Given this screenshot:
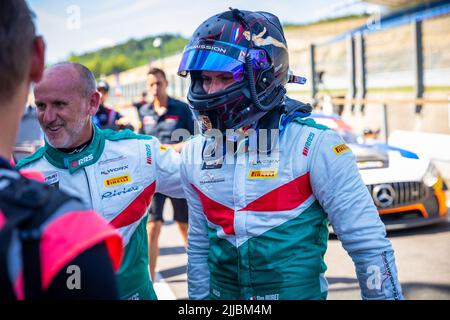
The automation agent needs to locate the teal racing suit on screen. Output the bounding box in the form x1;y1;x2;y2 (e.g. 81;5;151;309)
16;126;184;300
180;114;403;300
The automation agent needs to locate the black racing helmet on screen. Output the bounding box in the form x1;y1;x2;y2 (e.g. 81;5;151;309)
178;8;305;133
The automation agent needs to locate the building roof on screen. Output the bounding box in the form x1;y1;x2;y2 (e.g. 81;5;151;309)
364;0;442;9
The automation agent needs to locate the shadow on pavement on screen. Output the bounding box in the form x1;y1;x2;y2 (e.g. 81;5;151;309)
159;246;186;256
159;265;187;279
327;277;358;285
387;220;450;238
165;279;188;284
401;282;450;299
328;219;450;240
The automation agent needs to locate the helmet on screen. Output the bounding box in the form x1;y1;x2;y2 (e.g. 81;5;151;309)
97;80;110;93
178;8;302;133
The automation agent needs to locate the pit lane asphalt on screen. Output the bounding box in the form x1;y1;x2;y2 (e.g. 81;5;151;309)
153;201;450;300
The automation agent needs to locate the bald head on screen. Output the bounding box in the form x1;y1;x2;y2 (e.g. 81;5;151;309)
34;62;100;149
39;62;97;97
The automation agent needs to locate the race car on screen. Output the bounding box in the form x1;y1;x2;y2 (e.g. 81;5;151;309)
309;113;448;230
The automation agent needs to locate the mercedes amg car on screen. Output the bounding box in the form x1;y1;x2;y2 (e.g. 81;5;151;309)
310;113;448;230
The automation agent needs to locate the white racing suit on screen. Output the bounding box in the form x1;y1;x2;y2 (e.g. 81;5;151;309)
16;126;184;299
181;106;404;300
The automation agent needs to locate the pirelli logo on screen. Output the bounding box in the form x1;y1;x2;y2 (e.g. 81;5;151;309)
333;143;350;155
104;174;131;187
248;170;277;179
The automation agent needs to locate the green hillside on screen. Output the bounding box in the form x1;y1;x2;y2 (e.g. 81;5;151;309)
67;14;370;78
68;34;188;77
283;13;369;29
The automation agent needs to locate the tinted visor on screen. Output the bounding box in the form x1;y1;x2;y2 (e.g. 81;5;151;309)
178;39;269;81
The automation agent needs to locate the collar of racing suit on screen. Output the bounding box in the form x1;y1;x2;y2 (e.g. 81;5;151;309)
42;125;105;174
202;96;313;159
247;96;313;154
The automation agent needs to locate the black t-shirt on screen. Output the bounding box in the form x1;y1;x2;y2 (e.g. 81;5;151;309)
138;97;195;144
133;100;147;112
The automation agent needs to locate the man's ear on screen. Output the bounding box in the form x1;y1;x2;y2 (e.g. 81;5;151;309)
87;91;101;116
30;36;45;83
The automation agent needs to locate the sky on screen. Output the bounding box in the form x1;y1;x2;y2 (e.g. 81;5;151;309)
27;0;384;64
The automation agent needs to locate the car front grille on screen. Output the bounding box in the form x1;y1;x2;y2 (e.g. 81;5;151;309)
366;181;428;209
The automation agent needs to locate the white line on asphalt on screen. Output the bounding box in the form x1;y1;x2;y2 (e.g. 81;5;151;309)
153;271;177;300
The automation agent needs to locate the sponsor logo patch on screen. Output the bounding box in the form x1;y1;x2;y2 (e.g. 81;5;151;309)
101;165;129;176
145;144;152;165
159;145;168;151
201;159;223;170
248;158;280;166
101;185;139;199
104;174;131;187
248;170;277;179
333;143;350;155
302;132;315;156
186;43;227;54
200;172;225;184
45;172;59;185
45;172;59;188
98;156;126;166
250;294;280;300
71;154;94;168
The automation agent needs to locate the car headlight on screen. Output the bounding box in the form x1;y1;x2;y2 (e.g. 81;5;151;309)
423;163;443;189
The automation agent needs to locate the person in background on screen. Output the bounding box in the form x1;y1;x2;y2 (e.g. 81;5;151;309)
93;80;133;131
133;91;148;112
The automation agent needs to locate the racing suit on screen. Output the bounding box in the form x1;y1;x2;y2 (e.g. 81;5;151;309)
16;126;184;300
181;101;403;300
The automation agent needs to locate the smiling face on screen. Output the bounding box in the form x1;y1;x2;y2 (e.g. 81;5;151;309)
34;64;99;149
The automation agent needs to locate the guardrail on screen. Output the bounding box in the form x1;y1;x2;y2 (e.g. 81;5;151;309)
321;96;450;106
315;95;450;143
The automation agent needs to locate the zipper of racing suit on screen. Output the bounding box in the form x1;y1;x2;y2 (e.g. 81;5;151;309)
83;167;95;209
236;137;253;299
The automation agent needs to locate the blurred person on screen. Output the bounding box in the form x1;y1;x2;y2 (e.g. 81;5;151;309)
16;62;185;300
93;80;133;131
177;8;403;300
133;91;148;112
0;0;123;300
138;67;195;281
16;104;43;145
13;104;44;162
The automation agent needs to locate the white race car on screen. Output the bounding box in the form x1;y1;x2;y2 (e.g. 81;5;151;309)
310;113;448;230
